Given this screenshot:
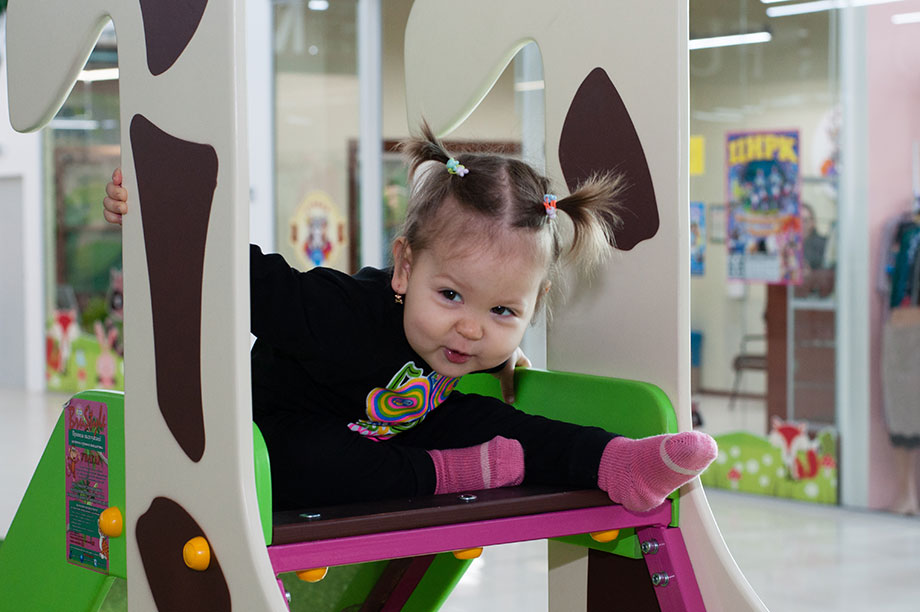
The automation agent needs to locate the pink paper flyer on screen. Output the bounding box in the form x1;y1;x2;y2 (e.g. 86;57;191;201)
65;397;110;573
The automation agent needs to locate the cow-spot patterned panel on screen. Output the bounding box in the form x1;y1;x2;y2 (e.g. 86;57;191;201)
559;67;659;251
139;0;209;76
131;114;217;463
136;496;231;612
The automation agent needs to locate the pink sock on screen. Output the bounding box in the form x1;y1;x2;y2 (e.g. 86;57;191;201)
598;432;717;512
428;436;525;495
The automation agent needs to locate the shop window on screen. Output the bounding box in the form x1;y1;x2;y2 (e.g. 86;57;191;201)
274;0;359;272
689;1;840;505
46;25;123;392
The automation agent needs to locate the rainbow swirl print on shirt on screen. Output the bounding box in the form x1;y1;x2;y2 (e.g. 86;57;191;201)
352;368;459;439
365;372;458;424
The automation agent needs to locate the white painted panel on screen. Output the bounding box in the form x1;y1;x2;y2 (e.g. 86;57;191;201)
0;177;26;388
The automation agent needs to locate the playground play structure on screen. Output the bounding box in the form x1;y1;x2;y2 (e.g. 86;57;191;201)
0;1;769;610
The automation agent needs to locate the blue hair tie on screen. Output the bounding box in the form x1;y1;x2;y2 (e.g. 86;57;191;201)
446;158;469;177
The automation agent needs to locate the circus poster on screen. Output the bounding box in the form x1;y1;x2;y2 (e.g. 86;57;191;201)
726;130;803;284
690;201;705;276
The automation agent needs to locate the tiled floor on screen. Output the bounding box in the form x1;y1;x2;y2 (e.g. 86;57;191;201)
439;490;920;612
0;387;68;540
4;389;920;611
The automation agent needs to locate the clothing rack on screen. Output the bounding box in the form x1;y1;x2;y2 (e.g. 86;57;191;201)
879;144;920;515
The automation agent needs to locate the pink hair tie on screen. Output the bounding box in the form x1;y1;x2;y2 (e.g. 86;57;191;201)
543;194;558;219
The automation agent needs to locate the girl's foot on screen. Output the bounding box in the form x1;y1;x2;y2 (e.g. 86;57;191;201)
428;436;524;494
598;432;717;512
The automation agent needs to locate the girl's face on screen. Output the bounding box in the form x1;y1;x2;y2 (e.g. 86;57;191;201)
391;230;546;378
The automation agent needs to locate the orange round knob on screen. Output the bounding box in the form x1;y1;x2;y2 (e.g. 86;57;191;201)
183;536;211;571
589;529;620;543
98;507;123;538
452;547;483;560
296;567;328;582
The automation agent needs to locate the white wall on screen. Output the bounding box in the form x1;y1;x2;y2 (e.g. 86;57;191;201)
248;0;276;251
864;0;920;510
0;15;45;392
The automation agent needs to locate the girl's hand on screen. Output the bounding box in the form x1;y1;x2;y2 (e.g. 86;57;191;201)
493;346;532;404
103;167;128;225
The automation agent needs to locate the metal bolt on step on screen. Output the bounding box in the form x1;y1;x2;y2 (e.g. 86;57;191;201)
640;539;660;555
650;572;671;588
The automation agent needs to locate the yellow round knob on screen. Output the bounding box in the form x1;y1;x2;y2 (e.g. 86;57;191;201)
452;547;483;560
183;536;211;571
98;507;123;538
589;529;620;543
296;567;328;582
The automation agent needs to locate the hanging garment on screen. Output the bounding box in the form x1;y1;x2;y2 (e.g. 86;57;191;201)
889;222;920;308
882;306;920;448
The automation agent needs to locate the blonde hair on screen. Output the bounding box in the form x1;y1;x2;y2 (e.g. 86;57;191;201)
398;123;623;300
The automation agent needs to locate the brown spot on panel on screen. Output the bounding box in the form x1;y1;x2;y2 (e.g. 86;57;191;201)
139;0;209;76
559;67;659;251
586;548;661;611
136;497;231;612
359;556;436;611
130;114;217;462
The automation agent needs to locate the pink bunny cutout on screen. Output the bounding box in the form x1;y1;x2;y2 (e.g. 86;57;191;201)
94;320;119;388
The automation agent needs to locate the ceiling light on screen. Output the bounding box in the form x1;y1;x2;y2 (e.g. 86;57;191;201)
49;118;101;130
892;11;920;23
514;80;545;92
689;32;772;50
78;68;119;82
767;1;841;16
308;0;329;10
767;0;904;18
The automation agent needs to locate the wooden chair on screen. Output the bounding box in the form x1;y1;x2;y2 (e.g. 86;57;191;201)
729;334;768;410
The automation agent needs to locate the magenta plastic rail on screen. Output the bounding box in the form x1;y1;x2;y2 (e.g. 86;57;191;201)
267;502;672;573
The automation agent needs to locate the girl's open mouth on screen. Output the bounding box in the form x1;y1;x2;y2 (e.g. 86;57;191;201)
444;348;471;364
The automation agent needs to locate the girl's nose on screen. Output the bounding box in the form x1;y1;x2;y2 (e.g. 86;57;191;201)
456;317;483;341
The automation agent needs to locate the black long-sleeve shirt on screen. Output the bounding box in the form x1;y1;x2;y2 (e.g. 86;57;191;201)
249;244;459;438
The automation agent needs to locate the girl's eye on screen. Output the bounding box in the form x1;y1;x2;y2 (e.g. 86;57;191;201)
491;306;516;317
440;289;461;302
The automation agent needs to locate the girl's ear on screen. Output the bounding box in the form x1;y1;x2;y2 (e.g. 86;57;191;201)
391;237;412;294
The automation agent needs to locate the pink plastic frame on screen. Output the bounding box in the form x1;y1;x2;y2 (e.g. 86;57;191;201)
267;502;672;573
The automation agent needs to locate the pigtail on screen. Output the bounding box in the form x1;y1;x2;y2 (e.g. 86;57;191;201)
554;171;625;272
399;121;452;182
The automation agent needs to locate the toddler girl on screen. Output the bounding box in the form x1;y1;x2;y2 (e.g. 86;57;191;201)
103;126;716;512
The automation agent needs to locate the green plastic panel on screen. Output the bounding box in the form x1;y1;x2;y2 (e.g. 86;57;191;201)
402;553;473;612
553;530;643;559
458;369;678;438
460;369;682;527
253;423;273;545
97;576;128;611
280;560;389;611
0;390;126;611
